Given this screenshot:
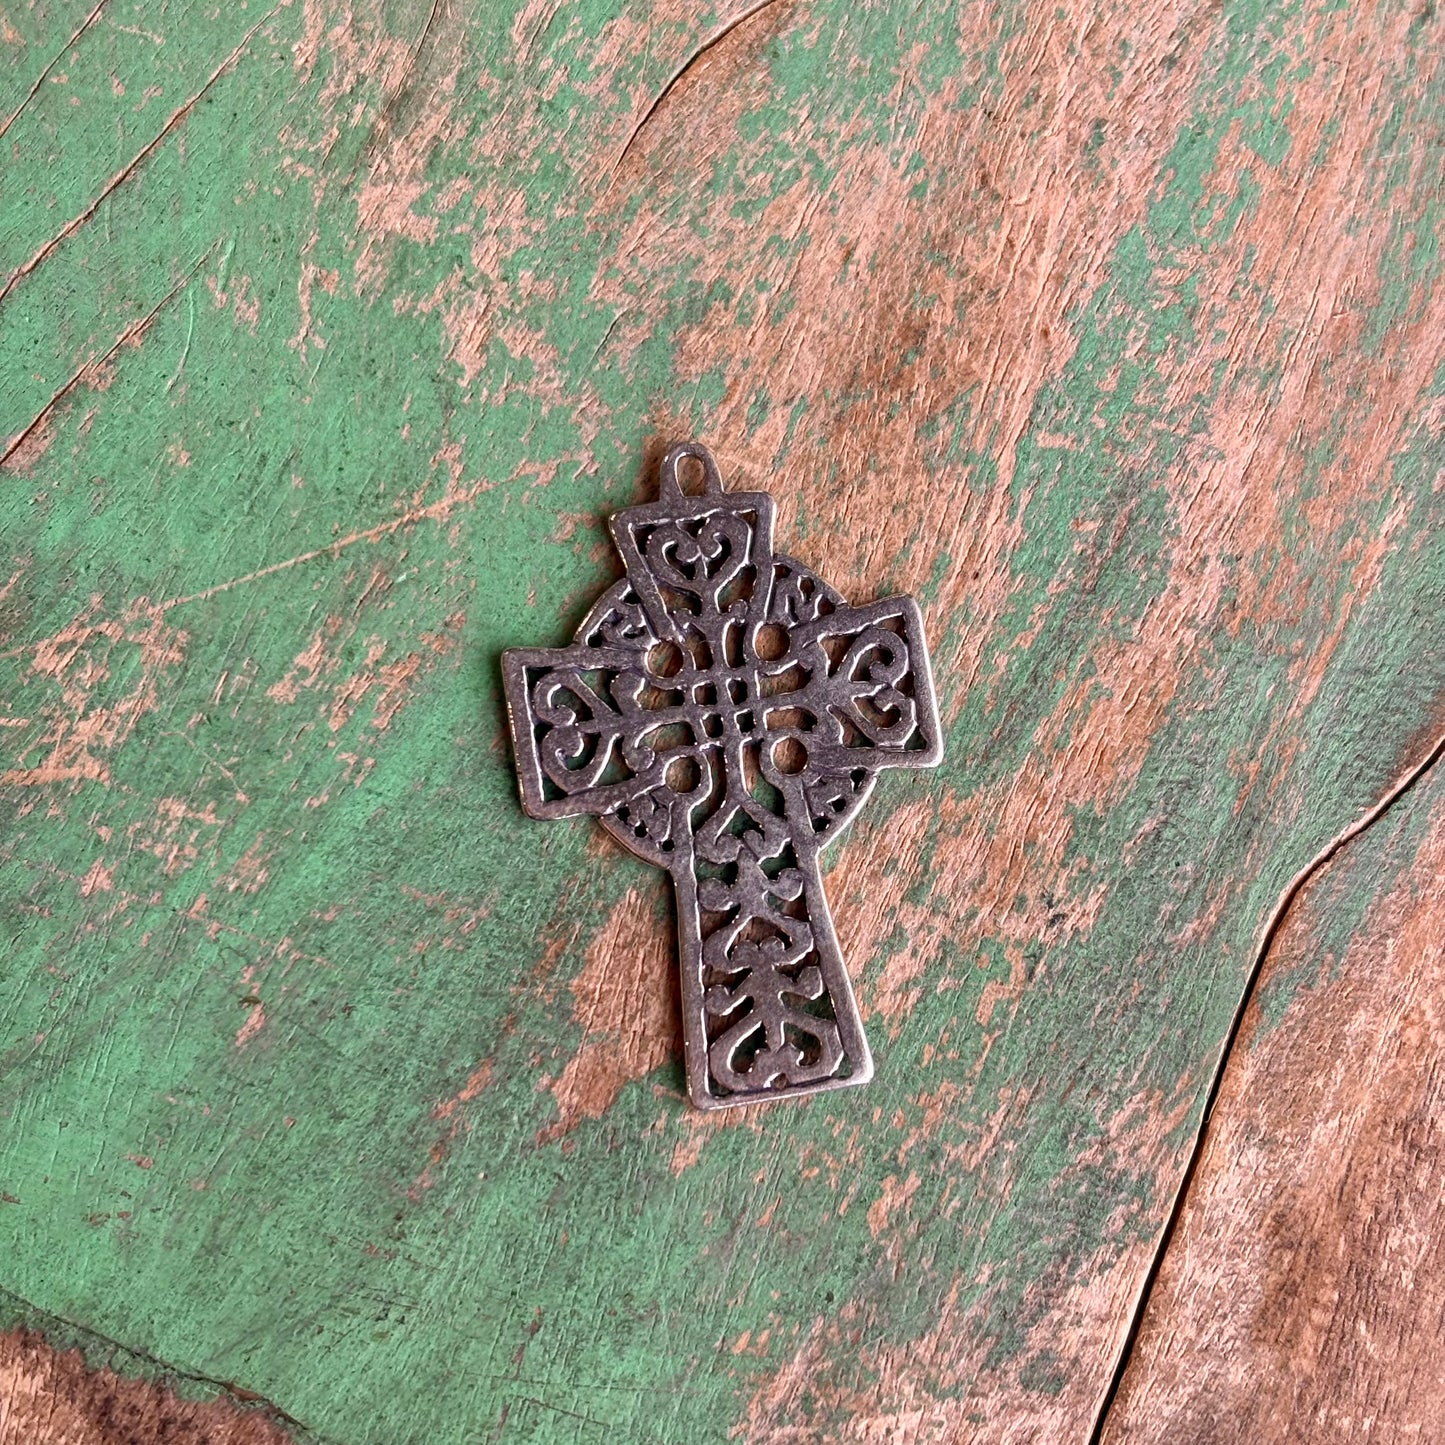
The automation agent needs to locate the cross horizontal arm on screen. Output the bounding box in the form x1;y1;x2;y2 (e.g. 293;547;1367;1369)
502;644;692;820
764;595;943;774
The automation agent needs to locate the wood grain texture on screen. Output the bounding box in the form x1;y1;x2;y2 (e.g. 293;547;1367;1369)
2;0;1444;1441
1103;752;1445;1445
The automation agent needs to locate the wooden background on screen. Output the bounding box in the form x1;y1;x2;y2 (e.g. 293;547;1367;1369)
3;0;1444;1440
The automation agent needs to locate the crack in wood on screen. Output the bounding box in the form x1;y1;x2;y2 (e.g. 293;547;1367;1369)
0;1283;322;1442
613;0;789;175
0;5;280;312
2;244;218;470
1087;718;1445;1445
335;0;447;175
0;0;112;143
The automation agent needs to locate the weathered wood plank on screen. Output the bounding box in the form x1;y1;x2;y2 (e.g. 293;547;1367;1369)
1102;746;1445;1444
2;0;1444;1440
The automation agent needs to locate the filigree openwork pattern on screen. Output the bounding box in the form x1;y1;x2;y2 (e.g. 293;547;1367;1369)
503;443;942;1108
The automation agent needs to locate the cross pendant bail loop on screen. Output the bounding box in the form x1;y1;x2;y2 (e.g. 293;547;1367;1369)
658;440;724;500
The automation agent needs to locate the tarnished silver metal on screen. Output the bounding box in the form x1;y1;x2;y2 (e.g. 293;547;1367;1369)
502;442;942;1109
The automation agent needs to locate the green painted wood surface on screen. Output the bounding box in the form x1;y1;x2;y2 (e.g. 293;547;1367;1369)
3;0;1444;1440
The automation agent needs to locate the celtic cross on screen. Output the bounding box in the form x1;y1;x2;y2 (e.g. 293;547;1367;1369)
502;443;942;1109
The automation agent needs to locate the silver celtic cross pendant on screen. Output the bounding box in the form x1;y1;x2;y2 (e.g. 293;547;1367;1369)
502;443;942;1109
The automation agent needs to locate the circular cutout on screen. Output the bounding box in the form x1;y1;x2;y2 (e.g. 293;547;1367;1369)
754;622;788;661
771;736;808;775
646;640;684;678
665;755;702;794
